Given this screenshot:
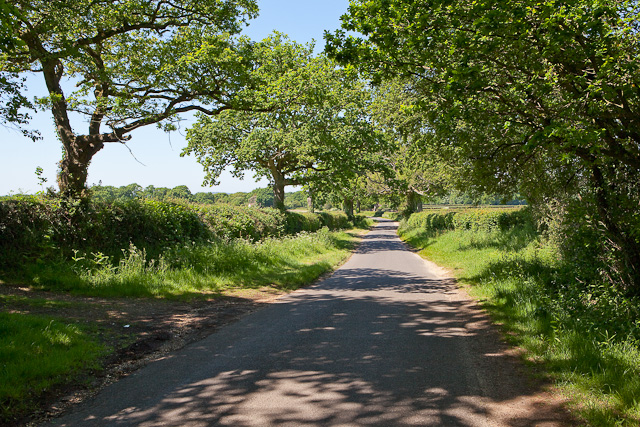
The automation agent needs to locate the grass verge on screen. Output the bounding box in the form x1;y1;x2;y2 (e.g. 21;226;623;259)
27;227;361;299
398;225;640;426
0;313;106;424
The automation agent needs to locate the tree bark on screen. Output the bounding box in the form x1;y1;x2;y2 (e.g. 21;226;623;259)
57;136;104;197
590;164;640;296
272;168;287;211
343;196;355;221
307;196;314;213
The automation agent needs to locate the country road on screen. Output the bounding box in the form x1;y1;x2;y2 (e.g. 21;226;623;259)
47;219;571;426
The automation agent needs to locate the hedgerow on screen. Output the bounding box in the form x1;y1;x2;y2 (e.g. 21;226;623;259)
402;207;533;233
0;196;361;272
196;204;287;240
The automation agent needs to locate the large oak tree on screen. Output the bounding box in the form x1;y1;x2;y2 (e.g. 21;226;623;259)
1;0;258;197
184;34;390;211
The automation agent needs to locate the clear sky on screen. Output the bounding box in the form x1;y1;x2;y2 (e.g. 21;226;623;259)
0;0;350;196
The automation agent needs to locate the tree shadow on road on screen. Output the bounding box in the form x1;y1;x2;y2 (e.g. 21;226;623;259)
51;274;573;426
48;218;573;427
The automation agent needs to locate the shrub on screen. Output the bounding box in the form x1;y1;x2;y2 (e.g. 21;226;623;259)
318;211;352;230
196;205;286;241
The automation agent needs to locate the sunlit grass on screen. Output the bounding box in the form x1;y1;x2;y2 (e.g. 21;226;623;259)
25;228;360;299
0;227;364;423
0;313;106;423
399;225;640;426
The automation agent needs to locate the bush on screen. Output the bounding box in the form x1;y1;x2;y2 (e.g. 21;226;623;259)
318;211;352;230
196;205;286;241
0;196;213;267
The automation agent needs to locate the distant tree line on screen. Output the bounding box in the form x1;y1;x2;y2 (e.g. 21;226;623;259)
88;184;309;209
87;183;522;212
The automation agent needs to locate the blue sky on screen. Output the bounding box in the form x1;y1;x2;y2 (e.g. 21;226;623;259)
0;0;350;195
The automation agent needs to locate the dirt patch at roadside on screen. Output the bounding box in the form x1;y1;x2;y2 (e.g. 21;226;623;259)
0;285;287;427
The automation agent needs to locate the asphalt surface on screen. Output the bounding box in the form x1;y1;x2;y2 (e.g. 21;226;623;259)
47;219;569;426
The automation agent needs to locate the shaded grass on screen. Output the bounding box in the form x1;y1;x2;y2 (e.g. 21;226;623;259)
0;313;106;424
0;294;81;309
399;225;640;426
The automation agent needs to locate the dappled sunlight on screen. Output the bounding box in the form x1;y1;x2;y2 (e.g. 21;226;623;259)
55;283;568;426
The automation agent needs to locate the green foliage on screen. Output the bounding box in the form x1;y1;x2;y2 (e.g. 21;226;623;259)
367;78;453;209
402;207;532;233
18;229;358;299
0;196;209;270
90;184;307;210
399;211;640;425
196;204;286;241
0;196;359;286
381;211;403;221
328;0;640;296
0;312;105;423
184;33;391;210
3;0;260;195
284;212;323;234
283;211;359;234
284;190;308;209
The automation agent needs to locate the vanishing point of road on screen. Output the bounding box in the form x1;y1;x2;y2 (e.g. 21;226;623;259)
48;219;571;426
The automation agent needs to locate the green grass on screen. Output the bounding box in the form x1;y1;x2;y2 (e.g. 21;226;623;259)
0;312;106;423
381;211;402;221
10;228;360;299
399;225;640;426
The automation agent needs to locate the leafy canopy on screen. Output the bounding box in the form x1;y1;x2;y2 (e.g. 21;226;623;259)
184;34;391;209
326;0;640;293
1;0;260;195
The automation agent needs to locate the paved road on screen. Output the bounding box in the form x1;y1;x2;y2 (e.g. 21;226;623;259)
49;219;569;426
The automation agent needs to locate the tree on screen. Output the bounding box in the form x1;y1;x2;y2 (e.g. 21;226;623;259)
166;185;193;201
184;34;390;211
192;191;219;205
248;187;274;207
284;190;308;210
368;78;455;216
1;0;258;197
327;0;640;295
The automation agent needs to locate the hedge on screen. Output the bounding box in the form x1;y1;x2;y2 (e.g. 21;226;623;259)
403;207;533;233
0;196;359;269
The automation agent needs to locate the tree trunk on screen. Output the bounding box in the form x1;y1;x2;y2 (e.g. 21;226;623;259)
343;196;354;221
57;137;103;198
356;200;361;213
40;56;104;198
272;169;287;211
590;164;640;296
307;196;314;213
